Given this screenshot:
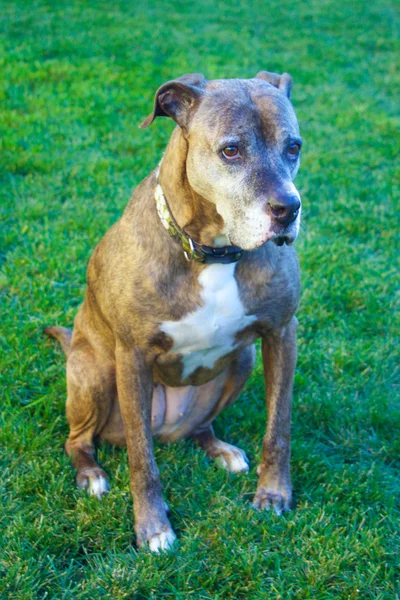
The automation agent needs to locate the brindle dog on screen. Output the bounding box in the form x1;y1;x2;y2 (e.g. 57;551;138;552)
45;71;302;552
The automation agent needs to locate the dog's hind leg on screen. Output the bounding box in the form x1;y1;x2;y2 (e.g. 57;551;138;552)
65;340;115;499
192;345;256;474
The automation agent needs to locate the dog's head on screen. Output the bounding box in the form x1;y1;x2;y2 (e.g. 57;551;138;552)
141;72;302;251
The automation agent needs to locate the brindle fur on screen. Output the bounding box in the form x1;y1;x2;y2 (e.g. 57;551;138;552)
45;71;302;551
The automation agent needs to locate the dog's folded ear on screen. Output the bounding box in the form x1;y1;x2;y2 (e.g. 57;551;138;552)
255;71;293;99
139;74;207;130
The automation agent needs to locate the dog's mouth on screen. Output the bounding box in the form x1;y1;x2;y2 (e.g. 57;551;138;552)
228;228;297;251
272;234;294;247
270;214;301;247
225;209;301;251
230;230;297;251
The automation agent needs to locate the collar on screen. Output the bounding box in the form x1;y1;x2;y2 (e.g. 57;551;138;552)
154;183;244;264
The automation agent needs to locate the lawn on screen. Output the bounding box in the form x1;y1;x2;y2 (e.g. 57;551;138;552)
0;0;399;598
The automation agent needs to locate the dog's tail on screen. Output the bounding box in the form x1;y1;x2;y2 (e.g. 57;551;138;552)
44;326;72;357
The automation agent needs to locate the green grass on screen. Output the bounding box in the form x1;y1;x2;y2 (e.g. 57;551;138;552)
1;0;399;597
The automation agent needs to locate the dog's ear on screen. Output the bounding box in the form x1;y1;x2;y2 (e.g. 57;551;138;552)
255;71;293;99
139;74;207;130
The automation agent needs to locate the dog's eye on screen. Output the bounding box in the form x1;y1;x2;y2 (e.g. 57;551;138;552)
288;143;301;158
222;145;240;159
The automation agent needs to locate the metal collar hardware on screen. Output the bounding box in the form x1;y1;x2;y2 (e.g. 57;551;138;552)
154;182;244;265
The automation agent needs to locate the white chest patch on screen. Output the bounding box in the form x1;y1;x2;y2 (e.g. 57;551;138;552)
160;263;257;379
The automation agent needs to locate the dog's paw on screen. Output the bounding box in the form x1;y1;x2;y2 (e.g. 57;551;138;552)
76;467;110;499
148;529;177;554
136;512;177;553
213;442;249;474
252;486;292;516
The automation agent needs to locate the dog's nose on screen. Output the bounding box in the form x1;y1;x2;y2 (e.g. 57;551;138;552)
267;195;301;227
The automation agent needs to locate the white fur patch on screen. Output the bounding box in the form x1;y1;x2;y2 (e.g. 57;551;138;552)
214;177;273;250
214;442;250;473
148;530;177;553
231;202;272;249
88;476;110;499
161;263;256;379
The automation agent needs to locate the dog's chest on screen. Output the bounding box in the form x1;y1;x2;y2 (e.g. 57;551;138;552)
160;263;257;379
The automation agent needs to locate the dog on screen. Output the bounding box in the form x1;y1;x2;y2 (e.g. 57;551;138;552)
45;70;302;553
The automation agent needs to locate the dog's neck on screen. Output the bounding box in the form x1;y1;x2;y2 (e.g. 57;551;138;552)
158;127;227;247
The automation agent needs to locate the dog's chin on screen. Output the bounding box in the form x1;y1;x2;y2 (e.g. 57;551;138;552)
270;221;300;247
229;228;298;252
229;235;270;252
271;233;296;247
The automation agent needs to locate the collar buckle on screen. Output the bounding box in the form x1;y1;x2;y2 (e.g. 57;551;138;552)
183;237;195;262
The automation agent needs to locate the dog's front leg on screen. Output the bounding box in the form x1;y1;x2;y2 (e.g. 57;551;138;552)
115;341;176;552
253;316;298;515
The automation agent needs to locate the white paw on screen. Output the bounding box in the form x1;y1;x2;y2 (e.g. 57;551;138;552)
148;530;177;553
77;468;110;499
214;443;249;474
252;486;292;515
88;476;110;499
